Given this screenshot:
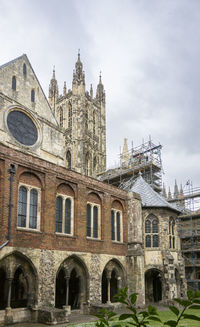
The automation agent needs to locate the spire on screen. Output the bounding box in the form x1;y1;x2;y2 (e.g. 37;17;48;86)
90;84;93;98
49;66;59;111
121;138;130;168
180;183;184;195
63;81;67;96
168;187;172;200
72;50;85;86
174;179;179;198
96;71;105;103
162;183;167;198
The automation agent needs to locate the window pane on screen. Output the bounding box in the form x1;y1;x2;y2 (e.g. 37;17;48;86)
56;197;63;232
145;219;151;233
172;222;175;235
93;206;98;238
29;189;38;229
111;210;115;240
169;235;171;248
87;204;91;237
18;186;27;227
145;235;151;247
153;234;159;247
173;236;175;249
116;212;120;241
65;198;71;234
31;89;35;102
12;76;16;90
152;219;158;233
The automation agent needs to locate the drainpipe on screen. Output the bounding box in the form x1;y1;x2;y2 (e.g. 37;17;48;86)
0;164;16;250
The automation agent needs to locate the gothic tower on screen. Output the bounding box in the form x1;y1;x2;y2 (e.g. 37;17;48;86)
49;53;106;177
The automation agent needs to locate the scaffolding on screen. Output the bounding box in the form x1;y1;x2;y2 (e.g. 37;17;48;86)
168;182;200;291
99;138;163;193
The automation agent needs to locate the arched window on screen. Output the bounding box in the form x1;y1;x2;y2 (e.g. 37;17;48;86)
17;184;40;230
31;89;35;102
93;157;97;172
93;110;96;135
68;103;72;128
85;152;90;176
60;107;63;127
56;195;73;235
87;203;100;239
169;217;175;249
66;150;71;169
23;63;27;76
111;209;122;242
145;215;159;248
12;76;16;91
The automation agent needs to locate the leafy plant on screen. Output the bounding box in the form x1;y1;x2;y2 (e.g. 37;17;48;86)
94;287;200;327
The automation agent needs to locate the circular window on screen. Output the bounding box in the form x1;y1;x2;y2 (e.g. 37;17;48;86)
7;110;38;146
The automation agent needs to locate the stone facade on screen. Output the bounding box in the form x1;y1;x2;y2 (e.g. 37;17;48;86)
0;55;186;325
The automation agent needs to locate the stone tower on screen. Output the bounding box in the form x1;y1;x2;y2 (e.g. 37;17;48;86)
49;53;106;177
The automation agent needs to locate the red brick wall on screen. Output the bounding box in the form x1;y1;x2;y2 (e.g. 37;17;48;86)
0;143;128;256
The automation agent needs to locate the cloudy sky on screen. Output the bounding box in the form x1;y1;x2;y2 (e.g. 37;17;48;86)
0;0;200;194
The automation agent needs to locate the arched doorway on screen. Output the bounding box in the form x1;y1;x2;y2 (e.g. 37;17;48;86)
0;252;38;309
145;269;162;303
55;256;88;310
55;268;66;308
11;267;28;308
102;259;125;304
69;268;80;309
0;268;7;309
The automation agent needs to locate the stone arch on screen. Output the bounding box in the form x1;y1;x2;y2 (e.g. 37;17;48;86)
88;191;102;205
0;251;38;309
57;183;75;198
111;199;125;212
55;255;89;310
18;171;43;189
101;259;126;304
145;268;163;303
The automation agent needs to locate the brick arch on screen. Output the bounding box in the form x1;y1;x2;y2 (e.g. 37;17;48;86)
57;183;75;198
88;191;102;205
111;199;124;211
18;171;43;189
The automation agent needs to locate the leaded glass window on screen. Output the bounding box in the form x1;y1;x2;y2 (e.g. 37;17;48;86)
87;204;91;237
68;103;72;128
169;217;175;249
111;210;115;240
65;198;71;234
145;214;159;248
12;76;16;91
18;186;27;227
56;196;62;233
116;212;121;241
23;63;27;76
31;89;35;102
93;206;98;238
29;189;38;229
111;209;123;242
87;202;100;239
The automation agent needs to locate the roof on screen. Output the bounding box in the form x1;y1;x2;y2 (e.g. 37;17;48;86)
0;54;25;70
123;174;181;212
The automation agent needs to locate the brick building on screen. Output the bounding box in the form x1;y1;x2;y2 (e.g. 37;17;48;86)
0;54;186;325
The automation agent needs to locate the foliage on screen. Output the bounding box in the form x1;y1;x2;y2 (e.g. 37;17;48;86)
94;287;200;327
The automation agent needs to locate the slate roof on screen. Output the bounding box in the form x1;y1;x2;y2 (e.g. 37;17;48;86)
123;174;181;213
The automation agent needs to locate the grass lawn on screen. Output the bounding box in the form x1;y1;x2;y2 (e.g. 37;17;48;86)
67;308;200;327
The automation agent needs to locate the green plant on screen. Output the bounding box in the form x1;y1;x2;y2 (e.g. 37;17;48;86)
94;287;200;327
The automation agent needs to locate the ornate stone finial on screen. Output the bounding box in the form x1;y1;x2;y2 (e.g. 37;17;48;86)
96;71;105;102
121;138;130;168
63;81;67;96
49;66;59;110
162;183;167;198
73;51;85;86
99;71;102;84
180;183;184;195
168;187;172;200
174;179;179;198
90;84;93;98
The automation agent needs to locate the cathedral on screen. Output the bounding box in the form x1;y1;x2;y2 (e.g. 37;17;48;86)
0;54;186;325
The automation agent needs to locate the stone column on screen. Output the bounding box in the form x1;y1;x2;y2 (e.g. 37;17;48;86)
65;276;70;306
5;278;13;325
6;278;12;308
107;272;111;304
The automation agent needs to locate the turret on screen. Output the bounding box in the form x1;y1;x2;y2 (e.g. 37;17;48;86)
174;179;179;198
63;81;67;96
96;72;105;104
168;187;172;200
72;51;85;94
49;67;58;113
121;138;130;168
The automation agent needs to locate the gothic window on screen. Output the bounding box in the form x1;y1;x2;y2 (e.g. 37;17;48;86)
86;202;100;239
56;195;74;235
145;215;159;248
31;89;35;102
85;152;90;176
93;157;97;172
17;184;40;230
169;217;175;249
93;110;96;135
111;209;123;242
66;150;71;169
59;107;63;127
23;63;27;76
68;103;72;128
12;76;16;91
